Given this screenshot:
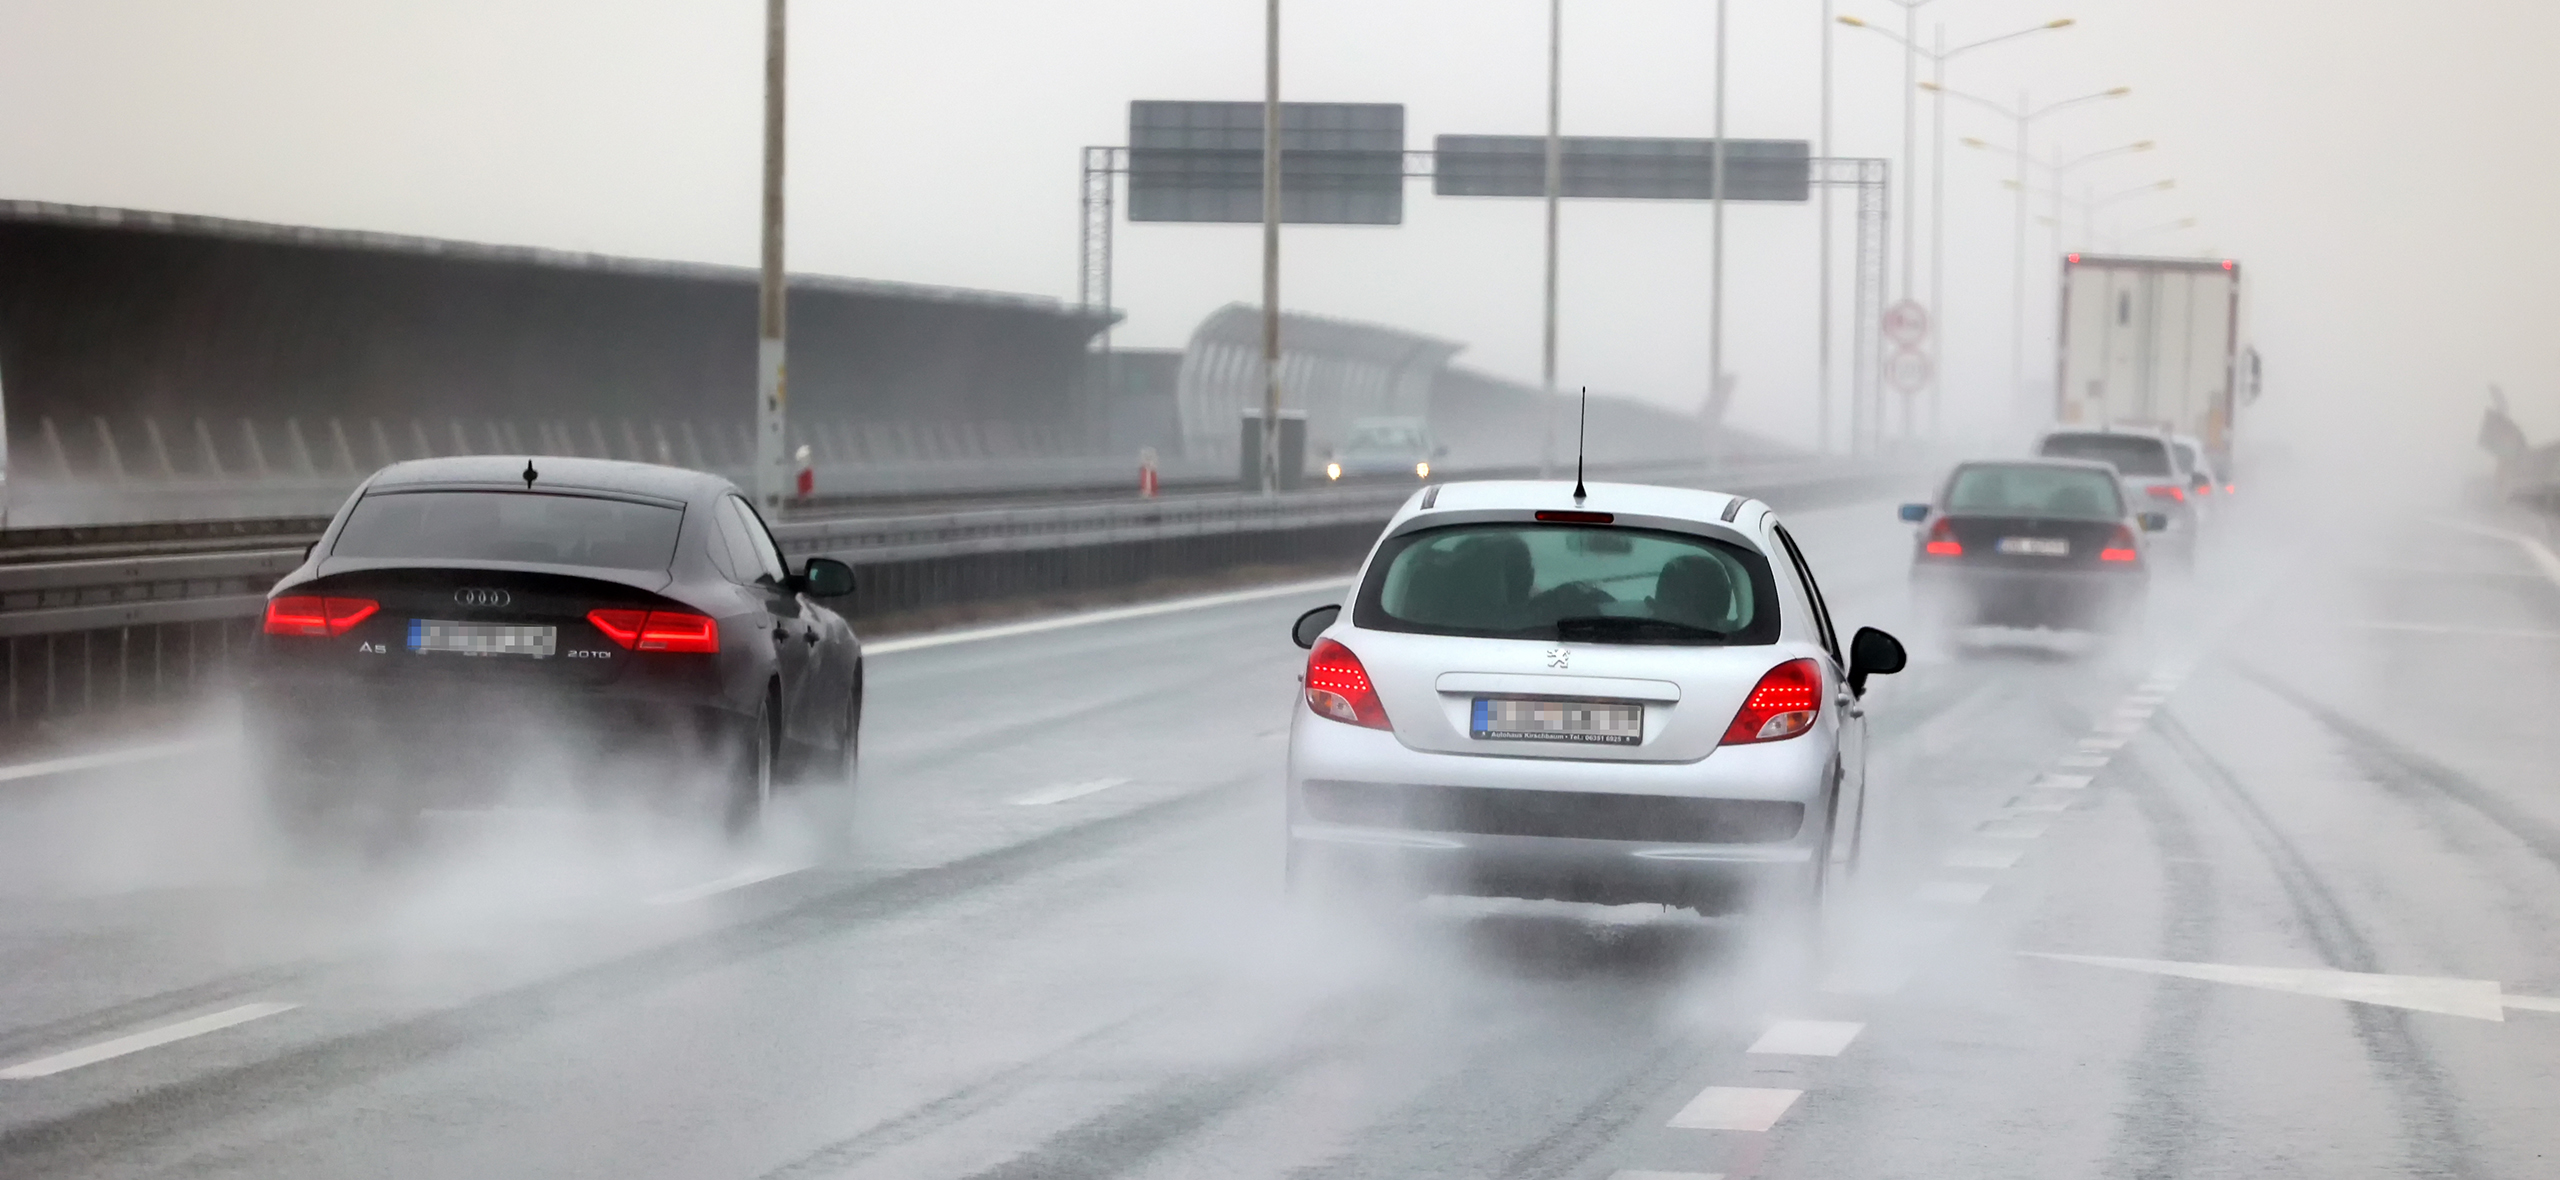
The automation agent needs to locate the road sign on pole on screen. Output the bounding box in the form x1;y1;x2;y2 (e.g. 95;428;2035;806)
1882;298;1930;348
1886;346;1932;396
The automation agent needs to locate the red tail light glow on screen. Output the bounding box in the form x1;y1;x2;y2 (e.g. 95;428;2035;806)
2224;483;2236;494
1923;518;1963;557
586;608;720;653
2145;483;2186;502
2100;525;2139;563
1305;638;1391;730
2192;483;2213;496
263;595;378;637
1722;658;1824;745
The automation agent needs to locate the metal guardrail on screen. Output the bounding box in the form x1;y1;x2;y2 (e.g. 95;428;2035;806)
0;458;1881;639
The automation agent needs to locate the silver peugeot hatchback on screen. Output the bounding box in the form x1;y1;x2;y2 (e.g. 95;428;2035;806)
1284;480;1906;919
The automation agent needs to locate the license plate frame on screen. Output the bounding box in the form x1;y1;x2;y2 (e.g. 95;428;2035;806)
1470;696;1644;745
407;619;559;659
1996;536;2071;557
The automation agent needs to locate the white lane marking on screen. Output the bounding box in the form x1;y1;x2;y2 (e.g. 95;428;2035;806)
1668;1086;1802;1132
1611;1172;1723;1180
644;863;806;906
2037;773;2094;790
1747;1020;1864;1056
2349;622;2560;641
2005;795;2074;814
1980;819;2050;840
2021;953;2558;1022
2437;518;2560;587
2112;706;2157;720
2057;755;2110;769
1915;881;1990;904
1944;847;2023;869
2077;736;2128;751
865;576;1352;655
1010;777;1131;806
0;738;225;785
0;1002;297;1079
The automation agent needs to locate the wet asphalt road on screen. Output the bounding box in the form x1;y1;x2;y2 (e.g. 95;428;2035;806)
0;485;2556;1179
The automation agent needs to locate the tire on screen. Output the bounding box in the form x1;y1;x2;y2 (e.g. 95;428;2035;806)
724;690;777;842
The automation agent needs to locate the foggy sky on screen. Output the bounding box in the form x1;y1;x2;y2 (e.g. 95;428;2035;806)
1;0;2551;467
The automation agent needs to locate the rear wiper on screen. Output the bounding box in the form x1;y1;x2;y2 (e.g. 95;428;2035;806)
1552;615;1730;644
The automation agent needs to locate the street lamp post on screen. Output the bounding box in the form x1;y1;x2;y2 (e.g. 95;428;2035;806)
1707;0;1728;459
1839;14;2074;440
1258;0;1282;495
1931;82;2130;417
1540;0;1562;477
754;0;789;511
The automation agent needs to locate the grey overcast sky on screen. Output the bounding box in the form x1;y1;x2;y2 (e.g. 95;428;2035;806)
1;0;2552;466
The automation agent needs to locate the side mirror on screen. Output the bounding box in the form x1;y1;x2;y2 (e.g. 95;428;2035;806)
2138;512;2169;532
1291;604;1341;650
798;556;856;597
1847;626;1907;697
1897;503;1930;523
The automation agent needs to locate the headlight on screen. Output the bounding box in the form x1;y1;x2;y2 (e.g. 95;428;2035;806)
1415;461;1431;478
1325;462;1342;481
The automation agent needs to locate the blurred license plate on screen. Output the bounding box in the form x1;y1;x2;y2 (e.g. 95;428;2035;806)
1997;536;2070;557
408;620;557;658
1471;697;1643;745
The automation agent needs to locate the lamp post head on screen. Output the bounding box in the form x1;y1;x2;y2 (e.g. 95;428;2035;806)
1837;15;1867;26
2131;140;2157;151
2105;86;2132;96
2046;17;2077;28
1962;136;1991;148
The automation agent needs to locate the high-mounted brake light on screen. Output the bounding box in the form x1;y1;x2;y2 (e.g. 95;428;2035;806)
263;595;378;637
1721;658;1823;745
1535;510;1614;524
586;608;720;653
1305;638;1391;730
2145;483;2186;502
2100;524;2139;563
1923;518;1962;557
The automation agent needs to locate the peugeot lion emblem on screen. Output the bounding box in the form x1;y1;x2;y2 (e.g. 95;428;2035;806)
456;588;511;608
1546;647;1571;669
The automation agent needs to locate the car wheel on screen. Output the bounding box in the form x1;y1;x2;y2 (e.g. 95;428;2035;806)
724;691;777;842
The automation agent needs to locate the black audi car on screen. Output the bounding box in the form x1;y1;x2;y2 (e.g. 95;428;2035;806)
247;456;862;846
1901;457;2166;632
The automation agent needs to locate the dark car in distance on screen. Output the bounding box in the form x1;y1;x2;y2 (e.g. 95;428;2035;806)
1902;458;2166;633
247;456;862;847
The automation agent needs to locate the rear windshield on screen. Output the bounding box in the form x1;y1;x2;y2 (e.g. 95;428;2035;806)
331;491;683;572
2173;441;2202;474
2037;432;2172;477
1354;523;1780;646
1946;465;2126;520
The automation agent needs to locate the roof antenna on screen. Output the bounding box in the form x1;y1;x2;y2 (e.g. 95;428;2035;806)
522;459;539;490
1571;386;1589;503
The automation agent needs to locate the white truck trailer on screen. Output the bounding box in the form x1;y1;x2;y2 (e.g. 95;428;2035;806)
2054;253;2255;472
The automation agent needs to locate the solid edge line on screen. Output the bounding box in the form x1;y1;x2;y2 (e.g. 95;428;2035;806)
0;1002;298;1079
2437;518;2560;588
863;576;1354;656
0;739;224;785
644;864;808;907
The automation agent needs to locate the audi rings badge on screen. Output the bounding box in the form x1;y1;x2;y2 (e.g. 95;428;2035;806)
455;588;512;608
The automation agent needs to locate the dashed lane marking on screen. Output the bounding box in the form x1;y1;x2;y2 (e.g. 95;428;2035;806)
2057;755;2110;770
864;576;1352;655
1980;819;2051;840
1943;847;2023;869
1010;777;1132;806
1668;1086;1802;1131
1747;1020;1864;1056
2077;736;2129;752
2004;796;2073;814
1612;1172;1723;1180
1915;881;1990;905
644;863;806;906
2037;773;2094;790
2348;621;2560;641
0;738;226;785
0;1002;298;1079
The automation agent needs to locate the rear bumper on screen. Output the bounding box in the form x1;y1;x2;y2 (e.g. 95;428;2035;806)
1285;713;1829;911
244;677;748;808
1912;561;2144;625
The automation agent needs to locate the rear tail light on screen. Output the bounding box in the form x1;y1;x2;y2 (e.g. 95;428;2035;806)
1923;518;1963;557
2100;525;2139;563
587;608;720;653
2192;483;2212;497
2145;483;2186;502
2224;483;2236;495
1305;638;1391;730
1721;658;1823;745
263;595;378;637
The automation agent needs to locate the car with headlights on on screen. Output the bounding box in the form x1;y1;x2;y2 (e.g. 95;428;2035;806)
1283;479;1906;920
1324;417;1446;483
246;456;863;849
1900;458;2164;633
